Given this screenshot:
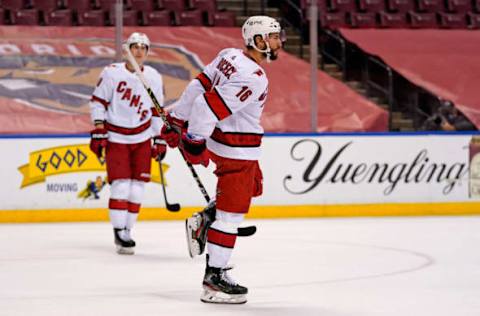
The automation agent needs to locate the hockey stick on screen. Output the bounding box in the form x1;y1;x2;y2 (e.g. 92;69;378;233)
122;44;210;203
158;157;180;212
123;45;255;237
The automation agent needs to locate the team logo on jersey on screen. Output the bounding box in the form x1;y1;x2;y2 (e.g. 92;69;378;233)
0;38;203;115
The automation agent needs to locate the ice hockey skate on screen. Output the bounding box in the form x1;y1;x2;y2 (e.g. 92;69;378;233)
185;201;215;258
113;228;135;255
201;256;248;304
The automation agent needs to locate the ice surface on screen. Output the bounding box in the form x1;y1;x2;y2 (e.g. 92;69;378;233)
1;216;479;316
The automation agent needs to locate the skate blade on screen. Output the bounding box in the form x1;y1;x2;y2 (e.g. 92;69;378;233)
200;288;247;304
116;245;135;255
185;219;201;258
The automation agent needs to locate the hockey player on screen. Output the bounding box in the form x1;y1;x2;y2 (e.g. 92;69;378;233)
89;32;167;255
161;16;284;303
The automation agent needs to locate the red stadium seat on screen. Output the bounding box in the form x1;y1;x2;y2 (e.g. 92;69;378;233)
416;0;443;12
77;9;106;26
179;9;203;25
191;0;216;11
162;0;186;24
386;0;415;12
2;0;25;11
349;12;376;27
408;11;437;27
357;0;385;12
98;0;132;10
213;11;236;26
11;8;40;25
467;12;480;28
109;9;138;25
438;12;467;28
320;12;348;28
31;0;60;12
65;0;93;14
474;0;480;12
130;0;157;11
145;10;171;25
0;8;6;24
445;0;471;12
329;0;356;11
44;9;73;25
378;11;408;27
191;0;216;25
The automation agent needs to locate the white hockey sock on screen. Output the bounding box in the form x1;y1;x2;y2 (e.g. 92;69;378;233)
126;180;145;231
109;179;131;229
126;211;139;230
109;209;127;229
207;210;244;268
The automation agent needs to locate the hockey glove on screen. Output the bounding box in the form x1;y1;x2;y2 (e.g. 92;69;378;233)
180;132;209;167
160;115;187;148
89;128;108;158
152;136;167;161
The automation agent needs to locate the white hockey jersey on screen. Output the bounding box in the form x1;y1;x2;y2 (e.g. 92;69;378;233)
172;48;269;160
89;62;164;144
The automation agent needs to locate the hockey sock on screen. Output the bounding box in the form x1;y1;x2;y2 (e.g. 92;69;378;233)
207;210;244;268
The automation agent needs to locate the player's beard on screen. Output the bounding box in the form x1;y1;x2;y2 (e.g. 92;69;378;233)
265;49;279;61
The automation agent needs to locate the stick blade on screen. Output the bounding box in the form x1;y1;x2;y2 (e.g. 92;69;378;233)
237;225;256;237
167;203;181;212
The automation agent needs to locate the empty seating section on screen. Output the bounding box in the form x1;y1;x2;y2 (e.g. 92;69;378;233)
298;0;480;28
0;0;236;26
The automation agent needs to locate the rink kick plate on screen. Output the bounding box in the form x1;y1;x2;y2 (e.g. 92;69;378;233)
1;202;480;223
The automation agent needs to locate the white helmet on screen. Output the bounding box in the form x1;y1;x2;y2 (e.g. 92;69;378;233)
126;32;150;50
242;16;282;61
242;16;281;46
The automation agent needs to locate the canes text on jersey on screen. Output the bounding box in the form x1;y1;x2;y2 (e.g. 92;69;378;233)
117;81;148;120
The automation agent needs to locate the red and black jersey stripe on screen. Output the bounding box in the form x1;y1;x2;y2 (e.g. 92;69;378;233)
207;227;237;249
105;120;151;135
91;95;110;110
211;127;263;147
204;88;232;121
196;72;212;91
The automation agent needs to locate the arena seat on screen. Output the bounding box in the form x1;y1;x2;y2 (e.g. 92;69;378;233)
145;9;171;26
44;9;74;25
10;9;40;25
467;12;480;27
179;9;203;26
2;0;25;11
108;9;138;25
31;0;60;12
191;0;216;25
445;0;471;12
0;8;6;24
408;11;437;27
77;9;106;26
130;0;157;11
320;12;348;28
329;0;356;12
162;0;186;25
213;11;236;26
64;0;93;14
386;0;415;12
438;12;467;28
357;0;385;12
349;12;376;27
378;11;408;27
416;0;444;12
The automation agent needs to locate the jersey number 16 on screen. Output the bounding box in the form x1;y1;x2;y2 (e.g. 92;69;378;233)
236;86;252;102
